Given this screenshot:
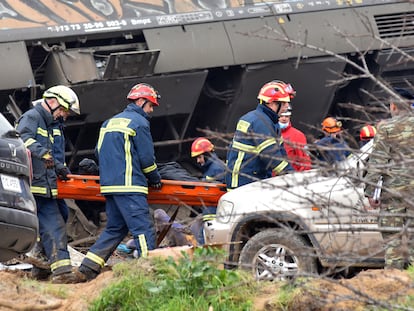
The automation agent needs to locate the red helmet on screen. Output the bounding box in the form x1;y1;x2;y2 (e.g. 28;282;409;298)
127;83;160;106
257;80;296;104
321;117;342;133
191;137;214;157
360;125;377;141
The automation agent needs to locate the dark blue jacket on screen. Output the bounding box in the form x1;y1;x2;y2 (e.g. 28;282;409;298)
16;104;57;197
315;136;351;164
201;152;225;183
226;104;290;189
97;103;161;195
51;119;67;172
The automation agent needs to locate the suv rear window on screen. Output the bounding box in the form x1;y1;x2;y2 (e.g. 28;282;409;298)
0;113;14;136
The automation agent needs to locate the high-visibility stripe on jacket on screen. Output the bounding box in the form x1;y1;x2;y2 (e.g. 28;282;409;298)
16;104;57;197
97;103;161;195
226;104;290;189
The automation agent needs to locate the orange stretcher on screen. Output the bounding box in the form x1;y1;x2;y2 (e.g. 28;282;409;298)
57;174;226;206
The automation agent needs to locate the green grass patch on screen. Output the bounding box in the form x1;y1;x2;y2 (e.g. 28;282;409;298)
90;247;256;311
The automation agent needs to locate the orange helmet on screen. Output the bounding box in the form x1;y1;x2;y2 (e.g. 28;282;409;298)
257;80;296;104
321;117;342;133
127;83;160;106
191;137;214;157
360;125;377;141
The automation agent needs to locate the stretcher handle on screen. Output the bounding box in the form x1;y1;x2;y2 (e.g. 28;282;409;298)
66;174;226;188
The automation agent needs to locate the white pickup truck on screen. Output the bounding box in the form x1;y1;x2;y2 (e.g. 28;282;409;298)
204;141;384;280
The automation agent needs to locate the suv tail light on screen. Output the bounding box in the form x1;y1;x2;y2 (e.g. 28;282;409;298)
26;148;33;185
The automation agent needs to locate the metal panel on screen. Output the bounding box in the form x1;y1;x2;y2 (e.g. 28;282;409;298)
225;12;363;64
225;2;414;65
103;50;160;79
144;23;234;73
43;50;99;86
70;70;208;123
0;42;34;90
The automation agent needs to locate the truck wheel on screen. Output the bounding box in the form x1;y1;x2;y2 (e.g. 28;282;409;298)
239;229;317;280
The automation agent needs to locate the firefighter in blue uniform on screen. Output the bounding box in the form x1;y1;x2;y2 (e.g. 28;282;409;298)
78;83;162;281
17;85;81;283
226;80;295;190
190;137;226;243
32;100;72;220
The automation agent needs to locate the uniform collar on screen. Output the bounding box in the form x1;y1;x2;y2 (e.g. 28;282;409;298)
126;103;149;120
34;103;54;126
257;104;278;123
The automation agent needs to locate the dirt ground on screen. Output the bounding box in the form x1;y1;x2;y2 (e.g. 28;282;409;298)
0;266;413;311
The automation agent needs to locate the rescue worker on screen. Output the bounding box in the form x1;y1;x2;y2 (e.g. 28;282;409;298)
279;108;312;171
16;85;81;283
27;99;72;280
191;137;225;184
191;137;226;243
359;124;377;147
365;87;414;269
226;80;294;190
315;117;351;164
78;83;162;281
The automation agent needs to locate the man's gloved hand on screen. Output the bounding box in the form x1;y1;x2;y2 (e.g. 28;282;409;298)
41;152;54;169
149;181;163;189
57;166;71;181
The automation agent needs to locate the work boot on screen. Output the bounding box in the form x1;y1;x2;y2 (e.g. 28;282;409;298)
51;269;88;284
78;264;99;281
31;266;51;280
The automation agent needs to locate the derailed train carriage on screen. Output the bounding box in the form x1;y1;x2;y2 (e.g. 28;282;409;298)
0;0;413;167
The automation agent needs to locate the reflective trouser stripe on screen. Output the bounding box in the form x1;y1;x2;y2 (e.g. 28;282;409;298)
85;251;106;268
138;234;148;258
50;259;71;272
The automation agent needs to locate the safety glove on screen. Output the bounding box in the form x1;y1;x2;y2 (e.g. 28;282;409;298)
41;152;55;169
57;166;71;181
149;181;163;189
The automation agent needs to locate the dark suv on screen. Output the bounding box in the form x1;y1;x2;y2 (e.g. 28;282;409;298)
0;113;37;262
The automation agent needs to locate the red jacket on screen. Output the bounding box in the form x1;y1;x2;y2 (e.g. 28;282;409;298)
281;123;312;171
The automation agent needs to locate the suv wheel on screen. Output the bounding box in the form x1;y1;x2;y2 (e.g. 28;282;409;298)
238;229;317;280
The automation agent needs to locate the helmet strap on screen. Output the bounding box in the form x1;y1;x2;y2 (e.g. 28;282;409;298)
44;98;59;115
275;102;282;115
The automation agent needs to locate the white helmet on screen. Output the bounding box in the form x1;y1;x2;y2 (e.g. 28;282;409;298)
43;85;80;114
